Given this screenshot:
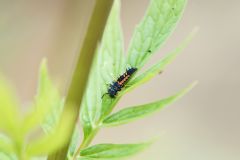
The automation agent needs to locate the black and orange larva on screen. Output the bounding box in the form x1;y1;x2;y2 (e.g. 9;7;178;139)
105;67;137;98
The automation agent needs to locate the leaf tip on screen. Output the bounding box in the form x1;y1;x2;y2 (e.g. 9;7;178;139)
40;58;48;72
189;80;198;89
186;26;200;43
181;80;198;96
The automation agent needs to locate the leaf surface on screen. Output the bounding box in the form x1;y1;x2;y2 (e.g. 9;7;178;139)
127;0;187;68
80;143;150;159
22;59;63;134
0;75;20;136
0;134;14;155
26;105;75;156
103;82;197;127
122;28;198;95
80;0;125;140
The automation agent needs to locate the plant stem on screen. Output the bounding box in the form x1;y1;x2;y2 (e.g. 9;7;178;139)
73;129;99;160
47;0;113;160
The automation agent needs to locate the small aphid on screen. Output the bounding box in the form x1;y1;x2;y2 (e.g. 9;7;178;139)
105;67;137;98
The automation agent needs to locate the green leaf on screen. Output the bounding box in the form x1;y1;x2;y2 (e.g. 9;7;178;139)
22;59;63;134
0;75;20;136
0;153;15;160
80;0;125;140
78;157;117;160
78;158;95;160
0;134;14;155
127;0;187;68
80;143;150;159
78;158;114;160
122;28;198;95
41;98;64;134
26;105;75;156
103;82;197;127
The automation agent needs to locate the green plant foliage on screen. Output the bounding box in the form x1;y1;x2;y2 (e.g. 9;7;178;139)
0;153;16;160
26;104;74;156
0;134;14;156
0;0;195;159
80;0;189;137
102;82;197;127
122;27;198;95
77;0;194;159
0;75;20;137
127;0;187;69
22;59;64;134
80;0;125;142
0;60;74;159
80;143;150;159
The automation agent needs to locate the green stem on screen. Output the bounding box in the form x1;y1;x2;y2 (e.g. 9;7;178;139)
15;140;27;160
73;129;99;160
47;0;113;160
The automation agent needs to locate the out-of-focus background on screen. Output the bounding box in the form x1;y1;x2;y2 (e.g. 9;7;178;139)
0;0;239;159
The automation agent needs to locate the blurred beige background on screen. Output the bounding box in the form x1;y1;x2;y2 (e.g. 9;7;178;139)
0;0;239;159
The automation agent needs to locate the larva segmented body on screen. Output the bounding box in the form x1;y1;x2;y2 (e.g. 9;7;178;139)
107;67;137;98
